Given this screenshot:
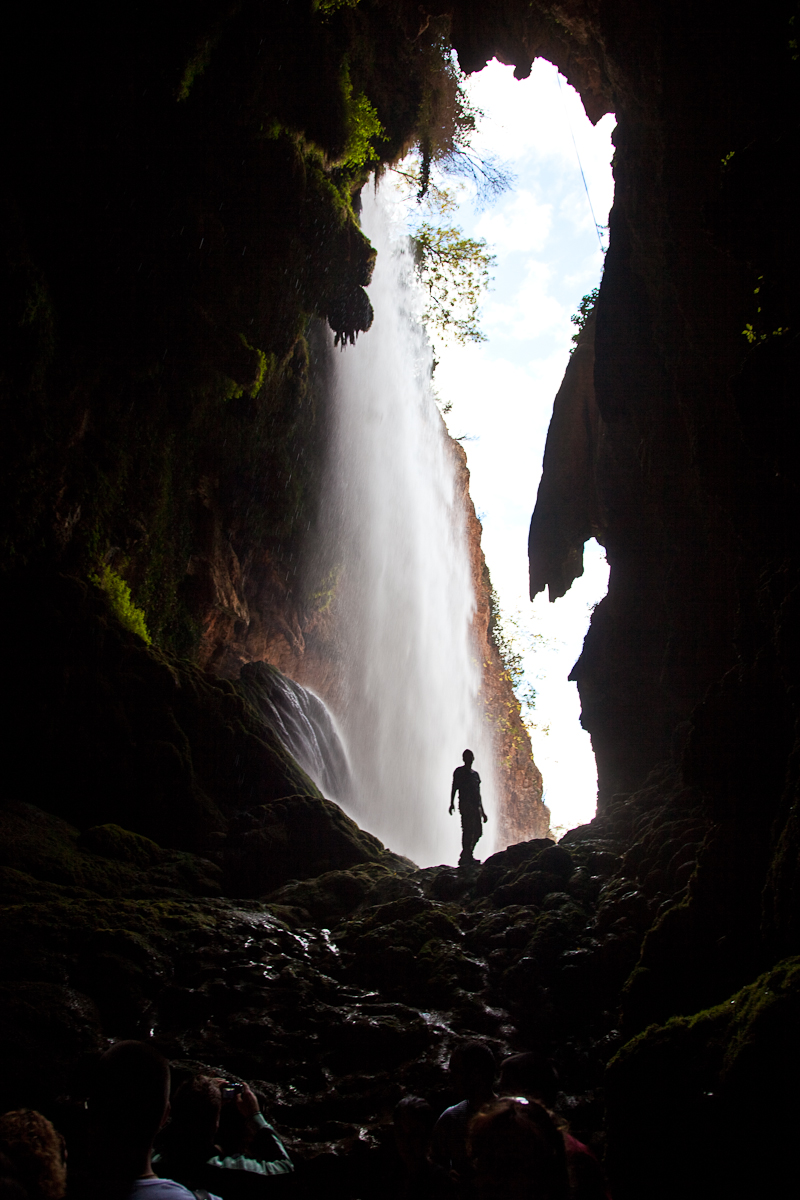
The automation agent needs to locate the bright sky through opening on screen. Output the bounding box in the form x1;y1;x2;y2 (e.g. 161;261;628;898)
425;58;616;836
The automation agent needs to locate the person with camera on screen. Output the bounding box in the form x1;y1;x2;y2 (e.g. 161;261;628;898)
153;1075;293;1198
80;1040;224;1200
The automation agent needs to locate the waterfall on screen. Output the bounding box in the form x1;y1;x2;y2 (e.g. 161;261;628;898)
239;663;354;806
314;183;496;868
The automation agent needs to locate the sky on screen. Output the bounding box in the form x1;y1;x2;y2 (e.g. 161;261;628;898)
400;58;617;835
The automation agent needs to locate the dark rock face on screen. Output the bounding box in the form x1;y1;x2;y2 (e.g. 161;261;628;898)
513;4;800;1193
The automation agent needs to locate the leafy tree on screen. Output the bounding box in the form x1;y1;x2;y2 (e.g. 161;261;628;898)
339;67;386;170
411;221;494;344
570;287;599;352
488;588;546;724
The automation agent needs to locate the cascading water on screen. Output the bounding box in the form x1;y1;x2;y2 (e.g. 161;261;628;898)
239;663;354;806
315;183;496;868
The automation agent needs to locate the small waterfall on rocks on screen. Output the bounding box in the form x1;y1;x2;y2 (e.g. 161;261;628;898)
316;184;496;867
239;663;354;807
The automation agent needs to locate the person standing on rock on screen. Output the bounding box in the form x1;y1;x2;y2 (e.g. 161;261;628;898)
450;749;488;866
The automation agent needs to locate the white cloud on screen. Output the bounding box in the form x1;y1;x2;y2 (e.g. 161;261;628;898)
475;189;552;254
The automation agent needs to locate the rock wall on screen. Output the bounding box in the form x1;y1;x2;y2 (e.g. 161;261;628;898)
453;440;549;848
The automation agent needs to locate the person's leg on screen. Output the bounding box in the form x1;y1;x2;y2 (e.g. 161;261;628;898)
460;810;481;864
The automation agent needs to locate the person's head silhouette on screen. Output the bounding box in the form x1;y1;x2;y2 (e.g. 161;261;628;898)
463;749;474;765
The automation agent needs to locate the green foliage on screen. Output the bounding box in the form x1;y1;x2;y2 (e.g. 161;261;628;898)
489;588;538;719
339;67;387;170
306;564;342;616
570;287;600;351
316;0;361;12
177;36;218;102
741;274;790;344
90;565;152;645
411;222;494;345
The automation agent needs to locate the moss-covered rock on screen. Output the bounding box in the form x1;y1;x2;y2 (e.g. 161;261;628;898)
225;794;390;897
606;957;800;1200
0;982;103;1113
265;862;399;923
0;800;222;899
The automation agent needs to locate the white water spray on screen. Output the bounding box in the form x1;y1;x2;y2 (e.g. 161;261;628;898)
319;184;496;868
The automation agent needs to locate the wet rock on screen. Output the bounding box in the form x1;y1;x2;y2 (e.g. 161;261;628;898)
536;845;575;878
593;881;653;935
475;839;555;896
567;868;604;905
224;795;390;895
0;982;103;1111
265;864;394;923
418;865;473;903
324;1004;432;1071
494;870;566;908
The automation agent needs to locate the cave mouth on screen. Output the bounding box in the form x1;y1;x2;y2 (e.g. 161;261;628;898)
422;56;615;835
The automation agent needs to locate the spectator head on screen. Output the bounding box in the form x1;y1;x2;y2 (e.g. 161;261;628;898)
449;1042;496;1102
161;1076;222;1162
87;1041;170;1166
469;1098;569;1200
463;750;475;765
499;1053;559;1109
0;1111;67;1200
393;1096;435;1172
0;1150;28;1200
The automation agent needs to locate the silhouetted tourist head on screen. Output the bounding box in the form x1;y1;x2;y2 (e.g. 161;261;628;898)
450;1041;496;1102
87;1041;170;1174
499;1053;559;1110
161;1075;222;1164
0;1111;67;1200
0;1149;28;1200
393;1096;435;1172
462;749;475;765
469;1098;569;1200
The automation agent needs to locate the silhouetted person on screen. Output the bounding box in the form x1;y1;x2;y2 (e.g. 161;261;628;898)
83;1040;221;1200
0;1111;66;1200
468;1098;570;1200
432;1042;497;1192
392;1097;450;1200
499;1053;559;1110
154;1073;292;1194
498;1057;610;1200
450;750;487;866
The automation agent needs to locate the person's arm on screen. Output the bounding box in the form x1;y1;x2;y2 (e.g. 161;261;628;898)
477;774;488;822
449;772;458;814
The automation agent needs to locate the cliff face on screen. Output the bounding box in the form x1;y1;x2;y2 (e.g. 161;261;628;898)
453;440;550;848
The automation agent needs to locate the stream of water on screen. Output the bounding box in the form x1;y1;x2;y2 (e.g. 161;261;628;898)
314;184;496;868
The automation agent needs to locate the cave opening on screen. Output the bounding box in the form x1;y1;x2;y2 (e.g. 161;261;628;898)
400;56;615;837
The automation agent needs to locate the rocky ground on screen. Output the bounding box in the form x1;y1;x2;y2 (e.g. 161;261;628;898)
0;787;703;1195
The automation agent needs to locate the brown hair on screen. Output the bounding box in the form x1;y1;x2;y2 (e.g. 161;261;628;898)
468;1098;569;1200
0;1111;67;1200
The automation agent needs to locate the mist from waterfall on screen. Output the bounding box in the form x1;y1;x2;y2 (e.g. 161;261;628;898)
317;184;496;868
